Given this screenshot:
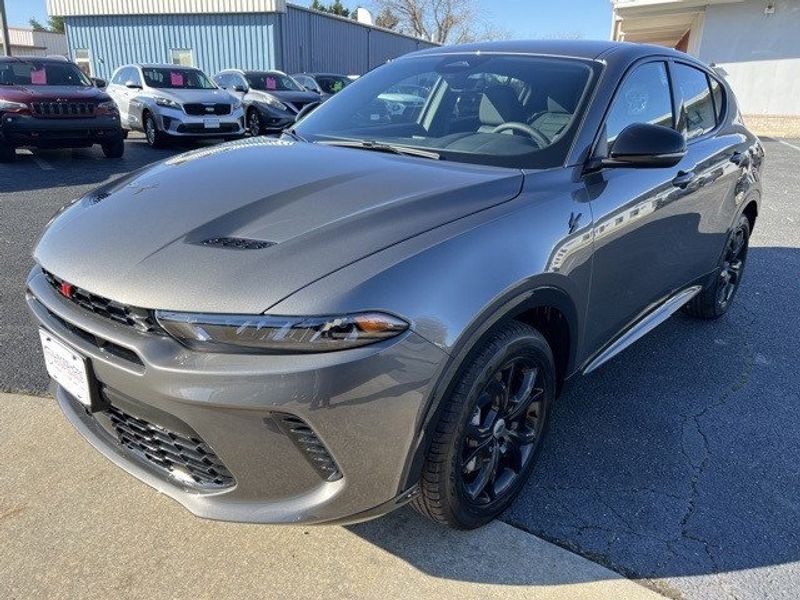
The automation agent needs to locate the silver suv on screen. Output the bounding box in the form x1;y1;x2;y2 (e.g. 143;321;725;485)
107;64;245;147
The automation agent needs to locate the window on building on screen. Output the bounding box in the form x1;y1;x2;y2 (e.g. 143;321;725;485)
673;63;716;140
605;61;674;146
74;48;92;77
171;49;194;67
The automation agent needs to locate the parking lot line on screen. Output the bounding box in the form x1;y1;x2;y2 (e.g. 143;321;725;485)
778;139;800;153
17;149;55;171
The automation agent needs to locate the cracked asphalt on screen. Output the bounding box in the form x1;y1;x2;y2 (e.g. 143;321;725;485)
1;136;799;599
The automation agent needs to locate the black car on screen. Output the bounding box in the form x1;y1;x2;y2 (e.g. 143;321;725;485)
0;57;124;162
292;72;352;101
213;70;321;135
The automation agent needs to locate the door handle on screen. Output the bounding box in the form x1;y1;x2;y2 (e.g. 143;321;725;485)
730;151;750;167
672;170;698;189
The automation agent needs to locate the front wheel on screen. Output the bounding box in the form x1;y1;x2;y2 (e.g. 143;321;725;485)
683;214;750;319
0;143;15;162
412;321;555;529
247;108;263;137
144;113;168;148
101;138;125;159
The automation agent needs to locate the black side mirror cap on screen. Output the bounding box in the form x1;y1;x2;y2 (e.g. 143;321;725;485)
233;85;248;93
92;78;107;89
596;123;687;169
125;81;142;89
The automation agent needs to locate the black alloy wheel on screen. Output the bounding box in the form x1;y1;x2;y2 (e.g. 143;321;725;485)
684;213;751;319
247;109;262;136
413;321;555;529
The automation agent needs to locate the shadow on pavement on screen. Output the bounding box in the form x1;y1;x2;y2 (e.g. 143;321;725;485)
351;246;800;588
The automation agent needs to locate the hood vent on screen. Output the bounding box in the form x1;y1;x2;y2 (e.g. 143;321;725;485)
200;237;275;250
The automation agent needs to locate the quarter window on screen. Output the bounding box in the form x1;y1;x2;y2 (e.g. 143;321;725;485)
709;76;725;124
605;62;674;146
171;49;194;67
673;63;716;140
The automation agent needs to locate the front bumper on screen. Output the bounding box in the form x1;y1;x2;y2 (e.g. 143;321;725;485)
253;104;297;133
154;106;245;138
26;267;444;524
0;113;122;147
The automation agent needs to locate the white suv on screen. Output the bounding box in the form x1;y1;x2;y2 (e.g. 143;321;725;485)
107;64;245;147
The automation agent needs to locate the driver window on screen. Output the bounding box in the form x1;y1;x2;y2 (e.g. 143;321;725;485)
605;62;674;147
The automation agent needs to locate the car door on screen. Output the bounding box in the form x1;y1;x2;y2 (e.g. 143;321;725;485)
582;59;709;356
668;60;751;274
107;67;132;123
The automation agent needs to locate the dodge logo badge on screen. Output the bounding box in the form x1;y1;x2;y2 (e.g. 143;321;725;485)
59;281;74;299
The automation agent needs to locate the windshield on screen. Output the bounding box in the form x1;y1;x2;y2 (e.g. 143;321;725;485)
246;72;303;92
0;61;92;87
316;75;350;95
296;54;597;169
142;68;216;90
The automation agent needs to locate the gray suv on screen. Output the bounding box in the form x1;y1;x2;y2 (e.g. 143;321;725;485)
28;41;763;529
107;64;245;147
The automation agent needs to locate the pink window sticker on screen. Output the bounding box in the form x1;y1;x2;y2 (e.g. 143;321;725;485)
30;68;47;85
265;76;277;90
170;71;185;87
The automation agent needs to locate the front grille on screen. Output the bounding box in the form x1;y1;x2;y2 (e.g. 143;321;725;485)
43;270;159;334
31;101;96;118
273;414;342;482
176;123;239;134
46;307;143;366
106;401;235;489
183;103;231;116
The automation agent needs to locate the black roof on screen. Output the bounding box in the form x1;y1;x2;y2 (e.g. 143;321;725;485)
294;73;350;78
407;39;688;62
0;56;71;63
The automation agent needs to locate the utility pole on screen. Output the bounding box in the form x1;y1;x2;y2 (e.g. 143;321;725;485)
0;0;11;57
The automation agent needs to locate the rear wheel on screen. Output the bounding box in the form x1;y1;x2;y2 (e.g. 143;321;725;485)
0;143;15;162
412;321;555;529
144;113;167;148
101;138;125;159
683;214;750;319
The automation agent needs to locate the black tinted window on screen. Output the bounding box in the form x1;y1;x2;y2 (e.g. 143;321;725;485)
710;76;725;123
606;62;673;145
673;63;715;139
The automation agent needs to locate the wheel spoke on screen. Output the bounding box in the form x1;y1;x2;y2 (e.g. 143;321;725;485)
506;382;543;423
465;444;500;501
462;438;492;472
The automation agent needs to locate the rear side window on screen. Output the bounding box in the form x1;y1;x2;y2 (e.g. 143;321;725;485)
605;62;674;146
673;63;716;139
709;76;725;123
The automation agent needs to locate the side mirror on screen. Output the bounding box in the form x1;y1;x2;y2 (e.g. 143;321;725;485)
295;101;321;122
92;78;107;89
125;80;142;90
600;123;686;169
233;84;248;93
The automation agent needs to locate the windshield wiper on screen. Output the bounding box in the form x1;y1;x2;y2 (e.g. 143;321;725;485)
317;139;441;160
282;127;308;143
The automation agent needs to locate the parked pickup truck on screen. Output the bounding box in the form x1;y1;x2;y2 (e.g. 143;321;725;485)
0;57;124;162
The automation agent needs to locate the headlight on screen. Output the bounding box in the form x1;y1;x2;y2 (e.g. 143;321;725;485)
155;311;409;353
154;96;181;110
96;100;118;114
259;94;288;111
0;99;28;112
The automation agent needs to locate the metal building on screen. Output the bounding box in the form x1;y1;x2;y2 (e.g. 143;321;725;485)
46;0;437;80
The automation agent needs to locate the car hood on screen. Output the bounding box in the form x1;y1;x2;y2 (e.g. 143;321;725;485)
152;88;233;105
1;85;108;101
34;138;523;314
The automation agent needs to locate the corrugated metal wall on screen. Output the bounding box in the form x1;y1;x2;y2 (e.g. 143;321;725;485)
65;14;280;79
279;6;436;75
63;8;437;80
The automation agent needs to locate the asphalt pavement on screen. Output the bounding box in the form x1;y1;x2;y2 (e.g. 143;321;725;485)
1;135;799;599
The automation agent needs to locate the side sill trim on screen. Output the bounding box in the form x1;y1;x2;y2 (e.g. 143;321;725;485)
582;285;702;375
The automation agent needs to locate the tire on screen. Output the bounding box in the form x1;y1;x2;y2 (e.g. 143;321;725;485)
101;138;125;159
0;143;15;162
683;213;750;319
121;129;129;140
144;113;168;148
412;321;556;529
247;108;262;136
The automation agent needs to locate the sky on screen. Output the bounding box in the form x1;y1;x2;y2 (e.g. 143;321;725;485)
5;0;613;40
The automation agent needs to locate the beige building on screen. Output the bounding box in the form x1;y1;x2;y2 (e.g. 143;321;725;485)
611;0;800;137
0;27;68;58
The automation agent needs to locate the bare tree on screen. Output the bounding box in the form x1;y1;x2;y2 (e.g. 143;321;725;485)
371;0;504;44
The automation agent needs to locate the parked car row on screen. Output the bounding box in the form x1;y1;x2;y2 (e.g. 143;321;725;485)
0;56;352;160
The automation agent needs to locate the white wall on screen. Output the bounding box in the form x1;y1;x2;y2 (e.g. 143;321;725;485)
697;0;800;116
